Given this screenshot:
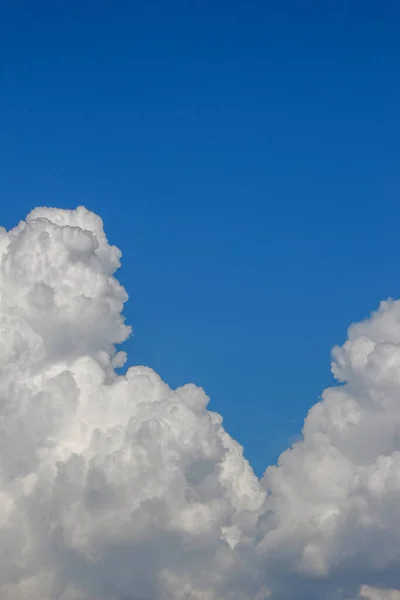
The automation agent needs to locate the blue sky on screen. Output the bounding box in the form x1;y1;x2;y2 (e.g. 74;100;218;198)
1;0;400;476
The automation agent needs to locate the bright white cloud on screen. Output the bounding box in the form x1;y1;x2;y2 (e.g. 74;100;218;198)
1;206;400;599
260;299;400;599
0;207;266;600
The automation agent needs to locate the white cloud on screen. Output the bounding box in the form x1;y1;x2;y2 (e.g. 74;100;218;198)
260;298;400;598
0;207;266;599
360;587;400;600
2;206;400;599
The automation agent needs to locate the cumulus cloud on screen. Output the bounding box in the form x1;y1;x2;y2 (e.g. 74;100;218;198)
260;298;400;599
1;206;400;599
0;207;267;600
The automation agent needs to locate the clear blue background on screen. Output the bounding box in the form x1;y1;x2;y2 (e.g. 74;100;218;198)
1;0;399;476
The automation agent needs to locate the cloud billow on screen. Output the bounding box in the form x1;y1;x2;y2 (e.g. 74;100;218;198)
0;206;400;600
